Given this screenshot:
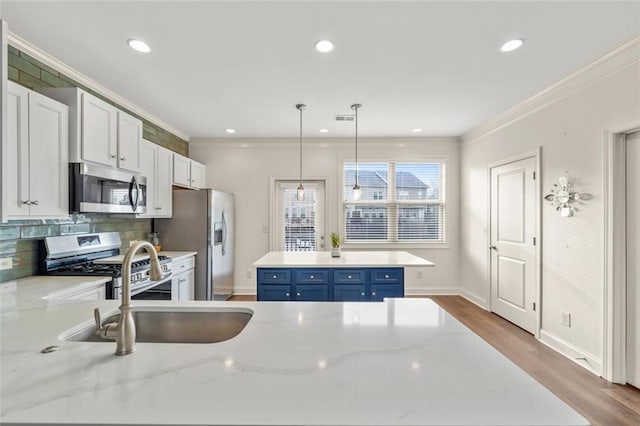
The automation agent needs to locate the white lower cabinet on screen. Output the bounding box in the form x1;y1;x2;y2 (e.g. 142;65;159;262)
5;82;69;220
171;256;196;301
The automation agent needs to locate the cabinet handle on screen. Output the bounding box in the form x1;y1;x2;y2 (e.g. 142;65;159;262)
385;274;389;279
155;207;162;210
120;157;126;161
372;292;377;296
31;200;39;206
360;292;365;296
285;292;290;297
348;275;352;279
296;292;301;296
22;200;32;205
273;275;277;279
310;275;314;279
110;154;116;159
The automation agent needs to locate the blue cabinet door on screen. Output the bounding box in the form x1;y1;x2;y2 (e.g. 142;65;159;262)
294;284;329;301
333;284;368;301
370;284;403;301
258;285;292;301
294;269;330;284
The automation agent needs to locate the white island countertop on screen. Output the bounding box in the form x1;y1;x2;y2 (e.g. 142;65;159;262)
0;277;587;425
253;250;435;268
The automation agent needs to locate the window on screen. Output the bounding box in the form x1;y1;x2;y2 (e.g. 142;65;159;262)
342;162;445;243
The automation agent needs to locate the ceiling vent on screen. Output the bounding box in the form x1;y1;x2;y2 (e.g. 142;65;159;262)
334;115;355;122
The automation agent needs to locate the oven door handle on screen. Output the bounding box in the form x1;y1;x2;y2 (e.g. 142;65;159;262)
130;274;173;297
129;175;140;213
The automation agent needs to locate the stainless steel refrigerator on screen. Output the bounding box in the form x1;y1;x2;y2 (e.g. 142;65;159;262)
156;189;234;300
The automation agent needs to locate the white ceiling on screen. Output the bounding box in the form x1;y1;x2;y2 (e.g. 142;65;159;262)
2;1;639;139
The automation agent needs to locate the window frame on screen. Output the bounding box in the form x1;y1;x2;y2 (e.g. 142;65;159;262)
339;158;448;248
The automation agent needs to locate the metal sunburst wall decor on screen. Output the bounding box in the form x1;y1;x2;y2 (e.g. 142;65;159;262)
544;176;582;217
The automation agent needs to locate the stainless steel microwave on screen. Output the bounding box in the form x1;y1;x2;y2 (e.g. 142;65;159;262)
69;163;147;214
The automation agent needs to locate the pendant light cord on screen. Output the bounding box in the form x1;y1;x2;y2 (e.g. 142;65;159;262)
354;106;358;187
299;105;303;186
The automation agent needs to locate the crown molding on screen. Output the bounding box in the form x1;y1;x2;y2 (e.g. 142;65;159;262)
8;31;190;142
190;136;459;149
461;35;640;145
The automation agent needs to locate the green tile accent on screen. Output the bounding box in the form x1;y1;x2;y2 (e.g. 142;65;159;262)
0;227;20;241
40;70;68;88
8;65;19;81
6;45;189;156
0;214;153;282
8;52;40;78
20;225;61;239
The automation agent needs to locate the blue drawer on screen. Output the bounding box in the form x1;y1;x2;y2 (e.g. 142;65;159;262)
295;269;329;284
370;268;403;284
294;285;329;301
333;284;368;301
333;269;367;284
258;268;291;284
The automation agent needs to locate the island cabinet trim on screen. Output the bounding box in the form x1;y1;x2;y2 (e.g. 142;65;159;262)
257;267;404;302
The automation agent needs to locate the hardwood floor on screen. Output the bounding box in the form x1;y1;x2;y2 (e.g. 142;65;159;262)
227;294;640;425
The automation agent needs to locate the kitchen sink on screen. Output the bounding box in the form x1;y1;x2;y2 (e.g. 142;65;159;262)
63;308;253;344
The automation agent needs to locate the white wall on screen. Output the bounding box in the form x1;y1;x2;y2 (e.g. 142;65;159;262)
460;58;640;374
190;137;460;295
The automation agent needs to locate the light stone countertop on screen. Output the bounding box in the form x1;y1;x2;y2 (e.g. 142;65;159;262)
254;250;435;268
0;276;587;425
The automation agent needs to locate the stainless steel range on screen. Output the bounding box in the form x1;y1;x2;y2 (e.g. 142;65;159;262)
39;232;173;300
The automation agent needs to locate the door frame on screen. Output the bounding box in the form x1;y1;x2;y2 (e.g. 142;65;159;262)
486;148;542;338
269;176;328;251
603;124;640;383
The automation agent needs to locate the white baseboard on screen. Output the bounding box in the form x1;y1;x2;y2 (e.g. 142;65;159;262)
459;288;489;310
404;287;459;296
232;287;257;296
539;329;603;377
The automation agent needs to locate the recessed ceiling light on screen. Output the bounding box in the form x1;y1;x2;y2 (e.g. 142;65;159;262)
319;129;329;133
500;38;524;53
225;129;236;134
412;128;423;133
315;40;334;53
127;39;151;53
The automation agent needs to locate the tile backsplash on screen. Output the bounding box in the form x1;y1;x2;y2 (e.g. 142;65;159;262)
0;214;151;282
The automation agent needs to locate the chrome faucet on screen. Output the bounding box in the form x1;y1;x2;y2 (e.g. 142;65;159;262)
94;241;163;356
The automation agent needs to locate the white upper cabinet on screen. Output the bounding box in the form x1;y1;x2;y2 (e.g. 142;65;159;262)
5;82;69;219
117;110;142;172
190;160;206;189
81;93;117;167
38;87;142;173
155;147;173;215
173;153;191;187
173;153;206;190
139;140;173;218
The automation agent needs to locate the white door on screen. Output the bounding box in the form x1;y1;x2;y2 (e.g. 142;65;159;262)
138;140;156;218
28;91;68;217
274;180;326;251
155;147;173;216
626;130;640;388
117;110;142;172
5;82;29;217
490;156;537;334
82;92;117;167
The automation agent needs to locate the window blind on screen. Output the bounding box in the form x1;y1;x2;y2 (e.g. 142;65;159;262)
342;162;445;243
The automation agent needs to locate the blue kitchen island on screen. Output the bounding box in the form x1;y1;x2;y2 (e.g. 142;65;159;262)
253;251;434;302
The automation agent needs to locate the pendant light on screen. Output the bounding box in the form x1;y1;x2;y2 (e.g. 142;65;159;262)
296;103;307;201
351;103;362;201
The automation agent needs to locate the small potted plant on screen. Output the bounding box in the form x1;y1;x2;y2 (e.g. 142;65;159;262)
330;232;341;257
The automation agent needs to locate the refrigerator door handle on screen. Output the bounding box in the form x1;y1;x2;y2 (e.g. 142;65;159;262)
221;210;227;256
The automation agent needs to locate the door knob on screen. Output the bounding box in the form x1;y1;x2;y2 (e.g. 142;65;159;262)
31;200;39;206
489;246;497;251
